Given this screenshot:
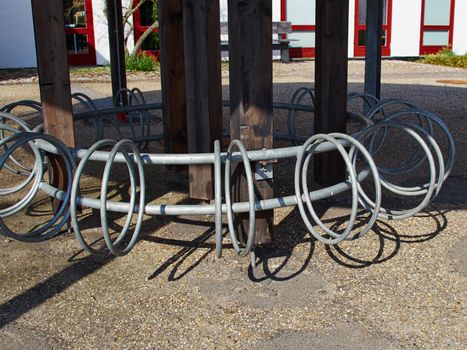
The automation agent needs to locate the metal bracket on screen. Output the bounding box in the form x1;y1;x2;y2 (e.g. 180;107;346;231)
255;160;275;181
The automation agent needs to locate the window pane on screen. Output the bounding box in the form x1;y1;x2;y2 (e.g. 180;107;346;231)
140;0;156;27
64;0;86;28
382;0;388;25
423;30;449;46
289;31;316;48
359;0;367;25
66;33;89;54
287;0;315;26
424;0;451;25
357;29;387;47
359;0;389;25
358;29;366;46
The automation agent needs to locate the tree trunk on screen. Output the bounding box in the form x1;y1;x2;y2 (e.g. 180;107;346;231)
131;20;159;55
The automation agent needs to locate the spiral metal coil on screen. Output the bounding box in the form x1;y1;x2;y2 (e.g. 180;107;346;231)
0;93;456;263
0;131;75;242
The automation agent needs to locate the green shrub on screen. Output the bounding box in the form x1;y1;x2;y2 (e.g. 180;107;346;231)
126;52;159;72
420;47;467;68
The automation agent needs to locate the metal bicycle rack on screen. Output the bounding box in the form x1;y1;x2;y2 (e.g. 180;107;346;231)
0;88;456;264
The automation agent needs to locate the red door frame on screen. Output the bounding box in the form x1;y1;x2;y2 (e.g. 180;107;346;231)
419;0;456;55
281;0;316;58
64;0;96;66
354;0;393;57
133;0;160;59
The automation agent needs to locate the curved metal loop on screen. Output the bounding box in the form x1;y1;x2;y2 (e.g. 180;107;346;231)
379;108;455;182
0;112;38;175
329;133;382;240
71;139;146;256
362;100;434;164
224;139;256;257
101;139;146;256
0;125;43;202
287;87;315;144
295;134;359;245
357;122;438;220
347;92;380;111
72;92;104;143
0;132;75;242
113;88;151;148
70;139;116;255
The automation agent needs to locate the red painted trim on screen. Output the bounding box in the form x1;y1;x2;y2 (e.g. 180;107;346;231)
290;47;315;58
292;25;316;31
282;0;317;59
420;0;456;55
281;0;286;21
133;0;159;56
354;0;393;57
65;0;96;65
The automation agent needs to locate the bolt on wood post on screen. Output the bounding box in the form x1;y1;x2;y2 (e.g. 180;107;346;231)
228;0;274;245
314;0;349;186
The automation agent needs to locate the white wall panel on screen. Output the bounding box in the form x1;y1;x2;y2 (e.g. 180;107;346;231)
453;0;467;54
391;0;422;56
0;0;37;68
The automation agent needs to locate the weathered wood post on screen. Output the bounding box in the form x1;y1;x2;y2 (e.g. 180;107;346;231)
31;0;75;209
106;0;128;102
314;0;349;185
182;0;222;200
159;0;188;155
228;0;274;245
365;0;383;99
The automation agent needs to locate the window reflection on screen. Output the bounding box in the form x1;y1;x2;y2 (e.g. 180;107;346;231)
66;33;89;53
64;0;86;28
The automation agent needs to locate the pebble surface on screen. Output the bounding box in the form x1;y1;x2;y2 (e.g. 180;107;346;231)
0;60;466;349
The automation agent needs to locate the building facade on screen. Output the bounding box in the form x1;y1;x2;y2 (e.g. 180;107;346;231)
1;0;466;68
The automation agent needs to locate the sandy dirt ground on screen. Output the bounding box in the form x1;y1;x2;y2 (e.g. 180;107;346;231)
0;60;466;349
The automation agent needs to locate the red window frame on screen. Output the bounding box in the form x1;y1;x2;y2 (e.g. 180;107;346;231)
419;0;456;55
354;0;393;57
64;0;96;66
133;0;159;59
281;0;316;59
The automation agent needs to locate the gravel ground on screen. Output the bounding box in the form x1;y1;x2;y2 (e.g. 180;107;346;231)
0;60;466;349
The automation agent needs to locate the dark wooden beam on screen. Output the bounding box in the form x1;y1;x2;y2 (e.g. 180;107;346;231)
159;0;188;154
31;0;75;146
182;0;222;200
31;0;75;211
314;0;349;185
106;0;127;102
228;0;274;245
364;0;383;99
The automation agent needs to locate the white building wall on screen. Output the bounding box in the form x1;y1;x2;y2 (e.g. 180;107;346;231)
0;0;37;68
92;0;110;65
92;0;134;65
390;0;422;57
453;0;467;55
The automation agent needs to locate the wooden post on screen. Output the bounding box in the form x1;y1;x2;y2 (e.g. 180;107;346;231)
314;0;349;185
159;0;188;154
364;0;383;99
182;0;222;200
228;0;274;245
31;0;75;211
106;0;127;102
